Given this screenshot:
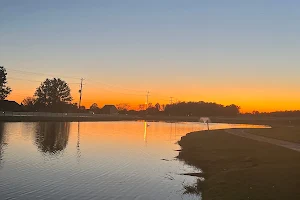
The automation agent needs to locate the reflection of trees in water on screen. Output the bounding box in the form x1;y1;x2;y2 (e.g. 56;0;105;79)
35;122;70;154
0;123;6;168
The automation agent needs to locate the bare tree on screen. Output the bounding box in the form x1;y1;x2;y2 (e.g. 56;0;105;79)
90;103;99;110
22;97;36;110
116;103;130;111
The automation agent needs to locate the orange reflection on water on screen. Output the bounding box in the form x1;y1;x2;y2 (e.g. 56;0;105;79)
144;122;147;143
71;121;198;149
0;121;269;200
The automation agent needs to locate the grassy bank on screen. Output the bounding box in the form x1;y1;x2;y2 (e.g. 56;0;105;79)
177;130;300;200
247;126;300;143
211;116;300;127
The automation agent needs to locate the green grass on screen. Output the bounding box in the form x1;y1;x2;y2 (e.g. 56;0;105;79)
178;130;300;200
247;126;300;144
212;116;300;127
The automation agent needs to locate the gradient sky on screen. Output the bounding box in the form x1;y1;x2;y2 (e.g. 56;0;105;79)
1;0;300;112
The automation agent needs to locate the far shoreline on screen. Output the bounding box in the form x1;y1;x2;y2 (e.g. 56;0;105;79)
0;114;300;126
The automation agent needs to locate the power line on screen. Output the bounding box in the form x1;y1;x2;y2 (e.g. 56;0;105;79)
84;82;146;96
6;68;81;80
9;77;145;98
8;77;41;83
84;79;145;93
170;97;173;104
8;77;81;85
7;69;146;99
5;67;179;106
149;92;170;99
146;91;150;109
6;67;146;95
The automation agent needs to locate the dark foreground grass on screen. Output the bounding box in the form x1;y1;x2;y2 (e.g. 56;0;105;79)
247;126;300;144
177;130;300;200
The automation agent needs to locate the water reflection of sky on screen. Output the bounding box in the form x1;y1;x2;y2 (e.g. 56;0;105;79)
0;122;267;200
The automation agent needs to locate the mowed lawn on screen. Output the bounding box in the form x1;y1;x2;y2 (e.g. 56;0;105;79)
177;130;300;200
247;126;300;144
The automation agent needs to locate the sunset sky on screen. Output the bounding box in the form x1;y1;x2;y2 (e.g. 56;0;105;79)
1;0;300;112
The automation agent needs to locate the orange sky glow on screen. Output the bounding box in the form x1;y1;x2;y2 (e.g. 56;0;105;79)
2;1;300;114
7;79;300;113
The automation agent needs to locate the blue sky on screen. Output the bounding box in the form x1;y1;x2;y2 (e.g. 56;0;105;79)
1;0;300;111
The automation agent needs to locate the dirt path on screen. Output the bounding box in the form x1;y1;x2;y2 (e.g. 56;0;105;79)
225;129;300;152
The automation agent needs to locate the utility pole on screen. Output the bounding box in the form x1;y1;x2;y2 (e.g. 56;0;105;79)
146;91;150;109
170;97;173;104
78;78;84;109
76;122;81;161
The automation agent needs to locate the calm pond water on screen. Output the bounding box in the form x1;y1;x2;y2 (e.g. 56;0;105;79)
0;121;267;200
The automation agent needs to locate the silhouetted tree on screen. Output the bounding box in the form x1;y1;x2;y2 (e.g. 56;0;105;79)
65;103;79;113
147;103;153;109
0;66;12;100
155;103;161;111
22;97;36;111
146;107;159;114
116;103;130;111
139;104;145;110
145;102;161;114
252;110;260;115
34;78;72;112
90;103;99;110
89;103;100;113
224;104;240;116
79;106;86;110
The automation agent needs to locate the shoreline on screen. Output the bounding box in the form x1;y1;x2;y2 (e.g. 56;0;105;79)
177;129;300;200
1;114;300;125
0;115;198;122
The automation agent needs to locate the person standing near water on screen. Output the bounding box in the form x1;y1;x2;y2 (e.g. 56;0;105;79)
206;121;210;130
200;117;211;130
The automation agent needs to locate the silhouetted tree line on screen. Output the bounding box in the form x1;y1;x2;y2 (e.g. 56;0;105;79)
4;65;300;117
116;102;165;116
164;101;240;116
116;101;240;117
244;110;300;117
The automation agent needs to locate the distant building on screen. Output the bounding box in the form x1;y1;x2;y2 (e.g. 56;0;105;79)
101;105;118;115
0;100;21;111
